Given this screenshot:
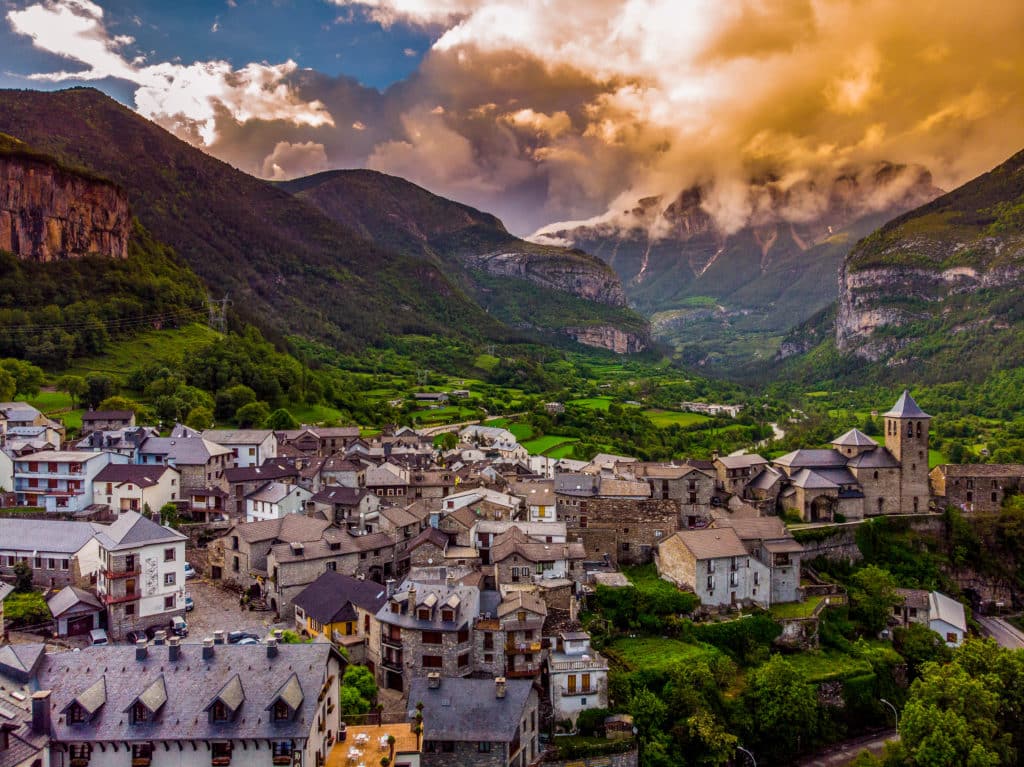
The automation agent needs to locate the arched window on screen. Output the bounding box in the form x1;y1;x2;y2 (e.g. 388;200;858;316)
907;422;914;437
916;421;922;438
873;471;879;480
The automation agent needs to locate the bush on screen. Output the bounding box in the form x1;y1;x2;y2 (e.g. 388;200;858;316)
575;707;610;736
3;591;50;627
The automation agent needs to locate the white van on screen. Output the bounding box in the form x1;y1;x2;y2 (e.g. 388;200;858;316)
89;628;109;645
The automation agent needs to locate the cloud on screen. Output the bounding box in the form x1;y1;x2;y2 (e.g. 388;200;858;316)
7;0;334;145
260;140;330;179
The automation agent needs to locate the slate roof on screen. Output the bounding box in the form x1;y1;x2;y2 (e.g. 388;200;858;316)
311;485;369;506
554;473;599;496
93;464;173;488
139;436;231;464
93;511;186;551
832;429;879;448
13;450;106;463
377;571;480;631
496;590;547;619
405;526;450;554
46;586;103;618
789;468;840;490
897;588;930;610
884;390;931;419
846;449;901;469
269;530;393;564
37;642;340;743
929;591;966;631
202;429;274;445
715;516;788;540
747;466;784;491
224;461;299;483
715;454;768;469
666;527;748;560
231;515;331;544
774;449;848;469
489;527;584;564
246;481;301;504
0;644;46;681
293;571;388;625
933;464;1024;477
408;676;535;743
379;505;420;529
0;518;100;554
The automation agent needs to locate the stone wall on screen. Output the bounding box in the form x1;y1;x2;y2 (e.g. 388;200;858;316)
543;747;639;767
571;499;681;566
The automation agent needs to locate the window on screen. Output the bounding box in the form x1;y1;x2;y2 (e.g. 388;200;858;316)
441;742;455;753
131;702;150;724
69;744;91;759
483;631;493;649
621;542;630;552
211;742;233;764
164;595;175;610
422;631;442;645
484;653;493;663
125;603;136;616
706;575;714;590
163;548;176;562
457;627;469;643
418;608;431;620
478;743;492;753
458;653;469;668
164;572;176;586
212;701;229;722
131;744;153;763
946;633;957;644
325;561;337;572
232;556;240;573
442;609;455;622
422;655;443;668
67;703;86;724
34;556;42;569
273;700;291;721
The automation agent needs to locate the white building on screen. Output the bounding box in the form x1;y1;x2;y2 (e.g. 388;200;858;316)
92;464;181;515
509;480;557;522
0;518;103;588
203;429;278;468
548;631;609;726
246;481;314;523
929;591;967;647
94;512;187;639
657;527;770;608
14;450;129;512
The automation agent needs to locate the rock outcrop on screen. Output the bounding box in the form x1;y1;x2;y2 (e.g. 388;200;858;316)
563;324;649;354
466;248;627;306
0;152;130;261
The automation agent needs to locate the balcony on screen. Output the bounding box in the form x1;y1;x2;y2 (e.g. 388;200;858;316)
549;658;607;672
505;665;541;678
273;757;292;766
506;640;542;653
104;568;141;580
103;591;141;605
562;687;597;696
381;655;403;672
381;629;403;648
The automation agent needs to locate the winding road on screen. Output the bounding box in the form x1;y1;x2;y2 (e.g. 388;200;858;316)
977;616;1024;649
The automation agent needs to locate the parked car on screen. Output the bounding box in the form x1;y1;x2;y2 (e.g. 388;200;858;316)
89;628;108;646
236;637;261;645
227;630;261;644
171;616;188;637
125;630;145;644
184;594;194;612
184;562;197;579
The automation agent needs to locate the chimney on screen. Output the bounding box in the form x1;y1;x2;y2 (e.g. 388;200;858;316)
203;637;215;660
712;451;719;461
31;691;51;735
135;639;148;661
385;578;396;598
427;672;441;689
213;630;225;645
407;587;417;608
495;677;506;699
153;630;166;646
272;629;283;640
267;636;279;659
168;636;180;661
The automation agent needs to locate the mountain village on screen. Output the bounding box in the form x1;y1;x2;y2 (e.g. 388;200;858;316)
0;388;1010;767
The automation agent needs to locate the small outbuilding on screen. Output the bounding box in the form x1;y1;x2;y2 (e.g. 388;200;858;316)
47;586;104;637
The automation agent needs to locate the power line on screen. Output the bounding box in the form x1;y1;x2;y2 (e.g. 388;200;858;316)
0;305;208;336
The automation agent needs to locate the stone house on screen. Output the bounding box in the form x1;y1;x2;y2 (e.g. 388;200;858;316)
714;516;803;605
437;506;478;546
208;515;332;591
244;480;314;523
310;485;380;528
409;468;456;500
365;462;410;500
224;459;301;517
319;455;366;488
930;463;1024;513
494;591;547;678
404;527;454;569
410;675;541;767
489;527;585;589
566;498;681;567
292;570;388;666
265;529;395;618
202;429;278;469
548;631;609;726
657;527;767;608
138;434;232;496
892;589;967;647
79;409;136;435
375;568;481;692
714;454;769;496
632;462;716;528
508;479;557;523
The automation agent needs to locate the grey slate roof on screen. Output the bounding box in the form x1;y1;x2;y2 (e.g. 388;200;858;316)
65;677;107;716
884;390;931;419
774;449;848;469
93;464;172;487
93;511;186;551
846;448;901;469
292;571;388;625
38;642;339;742
715;454;768;470
0;518;100;554
130;675;168;714
832;429;879;447
929;591;966;631
269;673;304;712
789;468;840;490
46;586;103;618
207;674;245;713
408;676;534;742
0;644;45;681
202;429;274;445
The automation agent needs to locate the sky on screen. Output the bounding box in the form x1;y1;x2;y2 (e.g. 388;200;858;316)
1;0;1023;236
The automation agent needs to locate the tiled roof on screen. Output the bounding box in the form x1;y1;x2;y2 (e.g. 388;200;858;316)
231;515;331;544
93;511;186;551
93;464;172;487
665;527;748;560
293;571;388;624
409;676;534;742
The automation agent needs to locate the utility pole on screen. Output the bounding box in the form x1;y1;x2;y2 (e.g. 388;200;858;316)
207;294;230;333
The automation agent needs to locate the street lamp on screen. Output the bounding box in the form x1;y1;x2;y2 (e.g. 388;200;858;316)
881;698;899;733
736;745;756;766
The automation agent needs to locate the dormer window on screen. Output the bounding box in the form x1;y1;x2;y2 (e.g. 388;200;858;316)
418;608;430;620
212;701;229;723
131;702;150;724
441;609;454;622
68;703;86;725
273;700;291;721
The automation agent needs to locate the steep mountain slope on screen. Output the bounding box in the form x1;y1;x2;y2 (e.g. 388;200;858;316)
537;164;939;369
832;148;1024;381
0;88;510;352
279;170;649;351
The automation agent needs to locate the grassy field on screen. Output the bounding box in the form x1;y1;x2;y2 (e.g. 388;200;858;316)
782;649;873;683
643;409;712;428
509;423;534;441
522;434;577;454
286;403;348;425
929;449;947;469
568;397;614;410
473;354;500;372
545;443;579;459
63;323;220;377
607;637;723;671
768;595;825;620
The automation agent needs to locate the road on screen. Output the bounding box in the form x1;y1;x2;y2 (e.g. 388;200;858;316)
795;730;897;766
728;422;785;457
977;616;1024;649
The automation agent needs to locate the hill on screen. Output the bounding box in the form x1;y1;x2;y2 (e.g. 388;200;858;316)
781;148;1024;384
278;169;650;351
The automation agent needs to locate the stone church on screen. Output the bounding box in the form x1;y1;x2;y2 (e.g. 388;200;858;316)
742;390;931;522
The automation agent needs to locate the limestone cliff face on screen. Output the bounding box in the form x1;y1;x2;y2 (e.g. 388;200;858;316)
563;324;650;353
466;248;627;306
0;154;130;261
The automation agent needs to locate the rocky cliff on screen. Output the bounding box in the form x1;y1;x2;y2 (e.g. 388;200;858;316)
0;140;129;261
835;148;1024;377
562;324;650;354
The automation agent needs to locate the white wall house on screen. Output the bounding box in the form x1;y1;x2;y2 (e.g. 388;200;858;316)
657;527;771;608
94;512;188;638
92;464;181;515
548;632;609;725
203;429;278;469
246;481;314;523
929;591;967;647
14;450;129;512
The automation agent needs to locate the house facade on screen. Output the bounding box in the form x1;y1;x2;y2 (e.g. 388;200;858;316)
14;450;129;512
92;464;180;515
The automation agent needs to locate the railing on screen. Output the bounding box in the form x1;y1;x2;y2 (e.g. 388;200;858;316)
549;658;608;672
506;640;542;653
562;687;597;696
381;630;402;648
104;568;141;579
103;591;141;605
381;656;403;672
505;665;541;678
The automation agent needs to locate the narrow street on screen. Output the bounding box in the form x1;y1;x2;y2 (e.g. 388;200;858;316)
976;616;1024;649
796;730;897;766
